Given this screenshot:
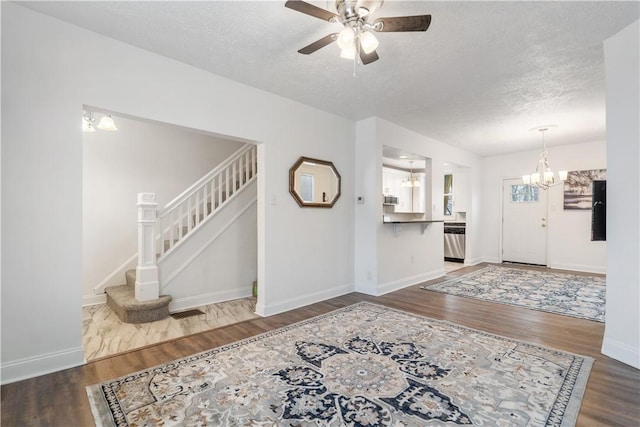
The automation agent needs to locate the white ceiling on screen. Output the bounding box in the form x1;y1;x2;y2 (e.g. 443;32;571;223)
19;1;639;157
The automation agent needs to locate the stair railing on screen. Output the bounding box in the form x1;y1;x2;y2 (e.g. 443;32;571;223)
156;144;257;259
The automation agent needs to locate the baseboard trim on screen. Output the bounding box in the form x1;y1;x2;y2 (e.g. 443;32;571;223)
92;253;138;295
463;256;483;266
1;346;85;385
354;281;378;295
256;283;353;317
83;293;107;307
169;288;253;313
601;336;640;369
547;262;606;275
376;269;445;296
482;256;502;264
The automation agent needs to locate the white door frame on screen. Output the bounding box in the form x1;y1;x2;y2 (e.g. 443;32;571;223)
500;177;550;265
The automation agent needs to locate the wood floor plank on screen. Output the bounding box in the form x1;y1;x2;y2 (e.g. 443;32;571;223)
2;264;638;426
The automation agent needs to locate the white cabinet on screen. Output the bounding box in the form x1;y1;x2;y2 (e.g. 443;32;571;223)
382;169;394;195
382;167;425;213
452;172;470;213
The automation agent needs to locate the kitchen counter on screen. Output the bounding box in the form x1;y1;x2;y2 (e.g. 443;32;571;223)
382;218;444;237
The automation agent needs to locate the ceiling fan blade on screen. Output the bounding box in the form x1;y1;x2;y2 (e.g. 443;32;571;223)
285;0;339;22
373;15;432;32
298;33;338;54
359;47;379;65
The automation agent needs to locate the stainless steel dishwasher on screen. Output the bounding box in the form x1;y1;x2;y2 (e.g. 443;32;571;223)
444;223;466;262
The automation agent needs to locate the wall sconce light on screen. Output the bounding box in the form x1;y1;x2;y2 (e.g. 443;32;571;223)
83;111;118;132
97;115;118;131
82;111;96;133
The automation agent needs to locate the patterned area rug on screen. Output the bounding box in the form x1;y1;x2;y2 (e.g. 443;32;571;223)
422;266;605;322
87;302;593;426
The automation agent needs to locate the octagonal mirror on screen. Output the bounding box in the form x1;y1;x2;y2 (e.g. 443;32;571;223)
289;156;341;208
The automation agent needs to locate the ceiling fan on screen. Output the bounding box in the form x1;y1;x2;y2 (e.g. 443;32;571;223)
285;0;431;65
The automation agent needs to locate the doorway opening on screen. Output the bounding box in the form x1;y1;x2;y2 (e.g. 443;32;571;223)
81;107;260;360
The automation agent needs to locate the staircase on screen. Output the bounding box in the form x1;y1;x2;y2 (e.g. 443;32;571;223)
103;144;257;323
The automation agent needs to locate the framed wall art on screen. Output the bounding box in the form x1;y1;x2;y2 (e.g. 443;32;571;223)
563;169;606;210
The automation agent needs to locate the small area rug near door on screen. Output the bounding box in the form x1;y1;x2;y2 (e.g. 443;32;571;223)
87;302;593;427
422;265;605;322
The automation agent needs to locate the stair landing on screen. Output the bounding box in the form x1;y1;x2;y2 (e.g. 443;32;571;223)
105;270;171;324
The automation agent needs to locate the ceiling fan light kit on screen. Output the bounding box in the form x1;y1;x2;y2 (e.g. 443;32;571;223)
359;30;379;54
285;0;431;71
340;44;356;59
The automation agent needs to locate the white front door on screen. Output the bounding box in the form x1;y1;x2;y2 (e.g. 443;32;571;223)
502;178;548;265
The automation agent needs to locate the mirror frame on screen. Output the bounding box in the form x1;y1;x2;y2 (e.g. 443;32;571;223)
289;156;341;208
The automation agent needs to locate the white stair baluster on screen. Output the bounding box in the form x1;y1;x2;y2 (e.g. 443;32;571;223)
212;178;216;211
169;209;174;251
203;180;209;219
251;146;256;178
217;174;222;209
195;189;200;228
177;204;183;240
158;215;165;256
225;167;230;202
245;151;250;183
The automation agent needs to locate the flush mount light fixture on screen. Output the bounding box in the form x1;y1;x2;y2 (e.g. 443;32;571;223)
522;126;567;190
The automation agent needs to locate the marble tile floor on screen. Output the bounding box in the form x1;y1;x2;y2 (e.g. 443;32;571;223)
444;261;466;272
84;263;464;360
82;297;259;361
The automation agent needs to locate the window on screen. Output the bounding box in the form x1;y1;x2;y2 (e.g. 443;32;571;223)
511;184;538;202
444;174;453;215
300;174;314;202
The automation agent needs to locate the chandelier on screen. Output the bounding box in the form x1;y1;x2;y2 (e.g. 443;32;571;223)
401;161;421;188
522;126;567;190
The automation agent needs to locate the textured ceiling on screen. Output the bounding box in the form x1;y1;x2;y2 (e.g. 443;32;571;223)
19;1;639;156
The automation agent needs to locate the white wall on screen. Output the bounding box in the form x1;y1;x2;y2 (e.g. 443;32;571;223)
354;118;482;295
602;20;639;368
480;140;607;273
1;3;354;383
83;114;244;304
354;118;380;294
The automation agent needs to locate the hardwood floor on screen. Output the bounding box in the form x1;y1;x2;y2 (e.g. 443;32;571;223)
2;264;638;426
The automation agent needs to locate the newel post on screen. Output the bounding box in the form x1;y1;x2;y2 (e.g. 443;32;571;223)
135;193;159;301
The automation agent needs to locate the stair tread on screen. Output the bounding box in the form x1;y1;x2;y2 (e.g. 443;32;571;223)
105;284;171;310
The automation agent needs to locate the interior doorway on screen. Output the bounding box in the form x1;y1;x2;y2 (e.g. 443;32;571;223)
502;178;548;265
81;108;260;360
